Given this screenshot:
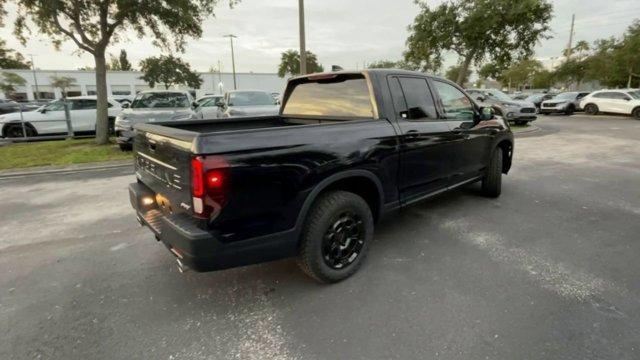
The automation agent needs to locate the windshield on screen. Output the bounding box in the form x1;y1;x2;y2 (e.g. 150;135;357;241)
486;89;513;102
554;92;577;100
43;100;66;111
131;92;190;109
228;91;275;106
628;90;640;100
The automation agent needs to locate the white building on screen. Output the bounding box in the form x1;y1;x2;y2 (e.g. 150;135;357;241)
1;69;287;101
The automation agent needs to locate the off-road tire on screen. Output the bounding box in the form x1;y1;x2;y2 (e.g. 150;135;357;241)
632;107;640;120
119;143;132;151
297;191;374;283
481;148;503;198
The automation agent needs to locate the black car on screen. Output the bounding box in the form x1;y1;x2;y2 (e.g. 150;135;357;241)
128;70;514;283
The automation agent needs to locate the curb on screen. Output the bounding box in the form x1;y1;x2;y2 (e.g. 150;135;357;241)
0;160;133;179
513;125;541;136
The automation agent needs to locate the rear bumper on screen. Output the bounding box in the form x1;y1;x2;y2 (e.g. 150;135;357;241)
129;182;298;272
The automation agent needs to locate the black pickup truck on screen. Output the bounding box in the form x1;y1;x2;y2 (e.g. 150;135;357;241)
129;70;514;283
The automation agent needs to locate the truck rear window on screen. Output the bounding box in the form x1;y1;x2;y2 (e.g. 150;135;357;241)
282;75;374;118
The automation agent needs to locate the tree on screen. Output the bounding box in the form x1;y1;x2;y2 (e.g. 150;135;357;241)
445;64;472;85
277;50;324;78
109;49;133;71
501;59;544;90
478;62;507;82
618;20;640;88
0;72;26;99
118;49;132;71
0;39;31;69
139;55;202;89
405;0;553;85
10;0;235;145
49;75;76;98
367;59;418;70
531;70;554;89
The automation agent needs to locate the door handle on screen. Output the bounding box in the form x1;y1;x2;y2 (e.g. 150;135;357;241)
404;130;419;138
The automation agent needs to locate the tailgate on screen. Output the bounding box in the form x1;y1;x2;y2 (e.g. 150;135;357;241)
134;129;194;214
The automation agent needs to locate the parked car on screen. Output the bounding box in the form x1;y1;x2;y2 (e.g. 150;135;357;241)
128;70;514;283
524;93;555;110
0;96;122;138
114;90;195;150
193;95;224;119
580;89;640;119
112;95;135;107
194;94;221;107
0;99;43;115
467;88;537;125
218;90;280;118
539;92;591;115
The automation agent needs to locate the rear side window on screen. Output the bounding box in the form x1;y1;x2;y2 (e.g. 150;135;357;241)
282;75;374;118
396;77;437;120
594;92;629;100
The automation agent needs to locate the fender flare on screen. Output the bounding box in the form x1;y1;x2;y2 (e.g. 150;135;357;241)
293;169;385;233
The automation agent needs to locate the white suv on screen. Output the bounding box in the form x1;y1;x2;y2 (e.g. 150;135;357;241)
580;89;640;119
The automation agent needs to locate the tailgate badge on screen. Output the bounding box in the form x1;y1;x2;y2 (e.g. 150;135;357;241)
180;203;191;211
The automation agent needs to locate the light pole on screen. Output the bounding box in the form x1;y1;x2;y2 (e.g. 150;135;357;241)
28;54;39;101
298;0;307;75
223;34;238;90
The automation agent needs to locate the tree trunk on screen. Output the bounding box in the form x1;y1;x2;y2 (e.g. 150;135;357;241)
627;68;632;89
94;51;110;145
456;50;475;86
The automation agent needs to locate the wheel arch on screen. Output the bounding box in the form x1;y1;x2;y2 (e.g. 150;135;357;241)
496;139;513;174
294;170;385;235
2;121;38;138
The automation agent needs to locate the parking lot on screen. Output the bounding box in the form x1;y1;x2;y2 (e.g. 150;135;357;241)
1;114;639;359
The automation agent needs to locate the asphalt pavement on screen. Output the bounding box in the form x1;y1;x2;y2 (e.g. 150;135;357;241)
1;114;639;359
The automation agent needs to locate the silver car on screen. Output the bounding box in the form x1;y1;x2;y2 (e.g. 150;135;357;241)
114;90;195;150
467;88;537;125
218;90;280;118
539;92;590;115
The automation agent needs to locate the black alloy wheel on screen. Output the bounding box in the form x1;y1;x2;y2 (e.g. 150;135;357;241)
322;211;365;269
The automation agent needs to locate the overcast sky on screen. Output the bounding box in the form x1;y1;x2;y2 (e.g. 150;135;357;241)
1;0;639;74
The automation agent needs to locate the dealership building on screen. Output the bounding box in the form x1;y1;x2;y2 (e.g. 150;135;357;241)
0;69;287;101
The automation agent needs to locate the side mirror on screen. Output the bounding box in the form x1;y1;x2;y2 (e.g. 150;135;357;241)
479;106;494;121
192;101;199;108
121;102;130;108
215;100;225;108
475;95;486;102
40;108;48;113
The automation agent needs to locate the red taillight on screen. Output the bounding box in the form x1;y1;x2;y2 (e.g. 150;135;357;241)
191;156;230;218
191;158;204;197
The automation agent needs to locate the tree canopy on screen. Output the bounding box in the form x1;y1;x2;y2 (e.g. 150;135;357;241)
0;71;26;98
278;50;324;78
139;55;202;89
405;0;553;85
7;0;235;144
49;75;76;98
367;60;417;70
0;39;31;69
109;49;133;71
445;64;472;85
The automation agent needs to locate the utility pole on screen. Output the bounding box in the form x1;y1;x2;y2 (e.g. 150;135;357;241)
566;14;575;59
223;34;237;90
28;54;39;101
298;0;307;75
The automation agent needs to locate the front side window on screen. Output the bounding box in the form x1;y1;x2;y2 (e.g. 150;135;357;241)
71;99;97;110
43;100;65;111
131;92;190;109
432;81;475;120
282;75;374;118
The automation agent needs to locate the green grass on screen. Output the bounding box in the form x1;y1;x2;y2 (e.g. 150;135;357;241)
0;138;132;170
